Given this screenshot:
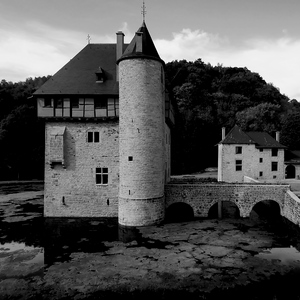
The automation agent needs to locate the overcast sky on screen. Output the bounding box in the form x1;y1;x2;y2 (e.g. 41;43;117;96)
0;0;299;100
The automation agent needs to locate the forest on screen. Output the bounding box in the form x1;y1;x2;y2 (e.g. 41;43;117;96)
0;60;300;180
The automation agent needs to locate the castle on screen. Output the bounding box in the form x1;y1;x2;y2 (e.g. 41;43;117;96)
34;22;174;226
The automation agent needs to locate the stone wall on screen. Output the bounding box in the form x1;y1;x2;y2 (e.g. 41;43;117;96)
44;121;119;217
118;58;165;226
282;190;300;225
165;183;289;218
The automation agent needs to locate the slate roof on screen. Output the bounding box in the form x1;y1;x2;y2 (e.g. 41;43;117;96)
34;43;127;96
220;125;256;145
285;150;300;164
220;125;286;149
117;21;163;64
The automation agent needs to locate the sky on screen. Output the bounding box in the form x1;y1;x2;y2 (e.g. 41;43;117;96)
0;0;300;100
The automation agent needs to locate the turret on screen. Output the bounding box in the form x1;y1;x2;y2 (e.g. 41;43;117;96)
117;22;166;226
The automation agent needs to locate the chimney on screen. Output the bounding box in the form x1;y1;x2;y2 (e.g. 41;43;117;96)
136;32;143;52
222;127;226;140
116;31;124;81
276;131;280;142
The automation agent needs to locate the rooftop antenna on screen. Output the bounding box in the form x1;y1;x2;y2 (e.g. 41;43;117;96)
141;1;146;22
87;34;91;44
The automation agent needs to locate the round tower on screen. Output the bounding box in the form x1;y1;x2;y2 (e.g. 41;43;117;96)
117;22;165;226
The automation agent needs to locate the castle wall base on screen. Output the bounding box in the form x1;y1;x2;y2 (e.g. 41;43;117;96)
118;196;165;226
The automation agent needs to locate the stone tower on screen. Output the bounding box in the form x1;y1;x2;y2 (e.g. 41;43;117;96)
117;22;166;226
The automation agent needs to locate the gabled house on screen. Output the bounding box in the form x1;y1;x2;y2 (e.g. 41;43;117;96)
34;22;175;223
218;125;286;182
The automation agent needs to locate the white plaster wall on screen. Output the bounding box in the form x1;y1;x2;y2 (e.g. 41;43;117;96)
219;144;285;182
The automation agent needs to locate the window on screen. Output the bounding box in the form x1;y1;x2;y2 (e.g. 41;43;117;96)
260;149;263;152
44;98;52;107
95;98;107;109
259;158;263;163
272;162;278;171
88;131;100;143
71;98;79;108
96;168;108;185
55;98;63;108
259;171;263;177
236;146;242;154
236;160;242;171
272;149;278;157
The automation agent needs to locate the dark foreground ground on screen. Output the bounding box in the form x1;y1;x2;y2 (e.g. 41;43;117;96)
1;182;300;299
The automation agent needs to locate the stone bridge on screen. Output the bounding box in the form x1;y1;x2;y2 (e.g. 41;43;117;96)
165;183;300;225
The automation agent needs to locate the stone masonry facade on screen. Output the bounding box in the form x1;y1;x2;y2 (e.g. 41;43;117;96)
165;183;289;218
44;121;119;217
118;58;165;226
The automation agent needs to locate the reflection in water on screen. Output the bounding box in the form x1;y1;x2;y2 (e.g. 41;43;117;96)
256;246;300;265
118;225;141;243
43;217;118;265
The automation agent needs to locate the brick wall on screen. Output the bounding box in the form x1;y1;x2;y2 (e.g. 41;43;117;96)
44;121;119;217
118;58;165;226
165;183;289;218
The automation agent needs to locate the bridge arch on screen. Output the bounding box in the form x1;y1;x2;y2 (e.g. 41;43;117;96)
248;199;282;218
208;200;240;218
165;202;194;222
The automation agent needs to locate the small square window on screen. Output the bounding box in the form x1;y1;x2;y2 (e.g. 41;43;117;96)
55;98;63;108
96;168;108;185
71;99;79;108
95;98;107;109
88;132;93;143
87;131;100;143
44;98;52;107
236;146;242;154
94;132;100;143
128;156;133;161
259;171;263;177
259;158;263;163
272;162;278;171
272;149;278;157
236;160;242;171
260;149;263;152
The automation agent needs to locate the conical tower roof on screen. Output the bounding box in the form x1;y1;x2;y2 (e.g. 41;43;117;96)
117;21;164;64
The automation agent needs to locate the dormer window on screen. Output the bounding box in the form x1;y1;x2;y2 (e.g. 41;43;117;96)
95;67;105;83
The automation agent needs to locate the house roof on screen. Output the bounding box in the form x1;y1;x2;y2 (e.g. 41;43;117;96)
220;125;256;145
117;21;163;64
285;150;300;164
34;43;127;96
220;125;286;148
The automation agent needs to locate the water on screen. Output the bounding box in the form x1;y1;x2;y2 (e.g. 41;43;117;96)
2;183;300;299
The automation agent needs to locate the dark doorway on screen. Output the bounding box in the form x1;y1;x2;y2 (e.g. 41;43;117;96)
286;165;296;179
165;202;194;223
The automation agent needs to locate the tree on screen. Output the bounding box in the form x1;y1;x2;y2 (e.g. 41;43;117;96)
280;111;300;150
236;103;282;133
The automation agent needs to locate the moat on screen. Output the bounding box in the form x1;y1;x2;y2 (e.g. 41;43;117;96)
1;182;300;299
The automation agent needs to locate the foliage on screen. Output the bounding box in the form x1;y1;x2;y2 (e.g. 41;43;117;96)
280;111;300;150
165;59;298;174
0;77;50;180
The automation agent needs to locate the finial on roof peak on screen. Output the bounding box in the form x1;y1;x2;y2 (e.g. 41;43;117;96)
141;1;146;22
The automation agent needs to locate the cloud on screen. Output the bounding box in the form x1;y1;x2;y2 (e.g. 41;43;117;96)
0;21;116;81
155;29;300;100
